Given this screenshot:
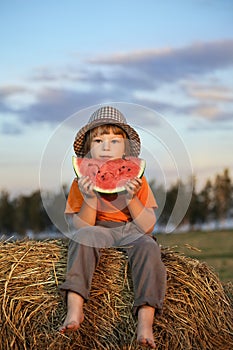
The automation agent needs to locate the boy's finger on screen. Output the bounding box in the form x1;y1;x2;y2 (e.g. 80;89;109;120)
127;178;142;187
134;177;142;184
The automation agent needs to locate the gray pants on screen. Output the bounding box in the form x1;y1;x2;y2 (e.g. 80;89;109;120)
59;221;166;315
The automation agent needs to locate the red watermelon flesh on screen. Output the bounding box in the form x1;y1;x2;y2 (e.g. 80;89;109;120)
72;156;146;193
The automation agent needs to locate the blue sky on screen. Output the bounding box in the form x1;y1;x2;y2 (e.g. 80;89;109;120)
1;0;233;196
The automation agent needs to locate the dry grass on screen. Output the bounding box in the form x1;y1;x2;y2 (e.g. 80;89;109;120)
0;239;232;350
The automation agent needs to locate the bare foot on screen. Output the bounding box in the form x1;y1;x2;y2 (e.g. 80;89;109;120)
59;291;84;334
137;305;156;349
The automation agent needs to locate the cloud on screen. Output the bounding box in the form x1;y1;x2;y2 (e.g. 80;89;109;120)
0;39;233;134
18;89;99;123
0;85;28;98
1;122;22;135
0;85;31;115
29;39;233;91
30;65;89;83
87;39;233;84
182;81;233;103
0;98;15;115
187;104;233;121
18;87;129;124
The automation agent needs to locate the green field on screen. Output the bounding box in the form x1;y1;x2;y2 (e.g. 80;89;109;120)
156;230;233;283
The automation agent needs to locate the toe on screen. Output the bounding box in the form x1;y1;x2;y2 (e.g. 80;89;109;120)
138;336;156;349
147;338;156;349
59;321;80;334
138;336;147;346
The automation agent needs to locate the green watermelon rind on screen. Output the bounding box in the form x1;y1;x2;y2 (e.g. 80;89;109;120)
72;156;85;179
72;156;146;194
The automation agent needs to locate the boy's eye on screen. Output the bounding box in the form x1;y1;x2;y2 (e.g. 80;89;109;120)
93;138;102;143
112;138;123;144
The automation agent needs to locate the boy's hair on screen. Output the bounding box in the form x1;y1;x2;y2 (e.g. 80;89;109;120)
83;124;130;157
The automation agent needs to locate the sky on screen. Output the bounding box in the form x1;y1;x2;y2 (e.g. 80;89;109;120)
1;0;233;198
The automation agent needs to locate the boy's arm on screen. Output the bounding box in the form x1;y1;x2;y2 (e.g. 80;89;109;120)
125;178;156;234
73;196;98;228
127;196;156;233
72;176;98;228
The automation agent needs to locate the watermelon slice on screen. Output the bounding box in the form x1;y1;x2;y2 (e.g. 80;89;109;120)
72;156;146;193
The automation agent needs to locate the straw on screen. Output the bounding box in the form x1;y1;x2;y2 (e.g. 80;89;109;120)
0;240;232;350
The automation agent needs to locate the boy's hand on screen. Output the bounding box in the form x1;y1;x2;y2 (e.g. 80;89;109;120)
78;176;97;198
125;177;142;200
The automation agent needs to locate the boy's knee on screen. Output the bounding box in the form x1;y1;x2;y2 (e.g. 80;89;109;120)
69;226;96;246
70;226;115;248
140;235;159;249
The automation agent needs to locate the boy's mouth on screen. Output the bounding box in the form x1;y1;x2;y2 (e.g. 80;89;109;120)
99;156;112;160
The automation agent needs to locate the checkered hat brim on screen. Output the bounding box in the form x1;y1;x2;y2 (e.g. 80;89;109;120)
73;106;141;157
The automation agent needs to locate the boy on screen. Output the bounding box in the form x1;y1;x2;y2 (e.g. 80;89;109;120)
59;106;166;348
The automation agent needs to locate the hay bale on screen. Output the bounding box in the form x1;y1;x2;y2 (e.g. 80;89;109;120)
0;240;232;350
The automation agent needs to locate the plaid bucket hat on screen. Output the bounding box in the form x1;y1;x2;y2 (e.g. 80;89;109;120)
73;106;141;157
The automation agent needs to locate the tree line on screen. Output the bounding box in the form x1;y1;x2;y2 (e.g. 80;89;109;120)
154;168;232;230
0;168;232;236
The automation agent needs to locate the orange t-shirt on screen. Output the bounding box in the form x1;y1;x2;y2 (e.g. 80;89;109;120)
65;176;158;223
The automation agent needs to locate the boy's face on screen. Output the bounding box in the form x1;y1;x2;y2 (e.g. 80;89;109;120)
90;131;125;160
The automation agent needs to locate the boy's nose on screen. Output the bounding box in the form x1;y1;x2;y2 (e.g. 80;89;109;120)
103;140;110;150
